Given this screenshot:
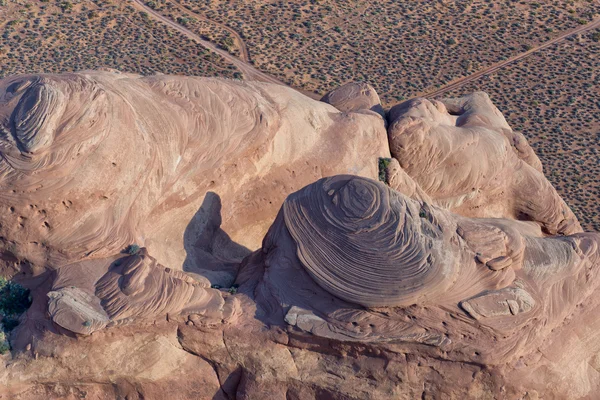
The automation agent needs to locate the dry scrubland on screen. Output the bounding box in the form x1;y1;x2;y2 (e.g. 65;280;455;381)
445;28;600;231
0;0;239;78
180;0;597;104
0;0;599;228
143;0;245;63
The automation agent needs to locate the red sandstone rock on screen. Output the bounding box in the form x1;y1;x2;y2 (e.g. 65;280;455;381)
0;73;598;399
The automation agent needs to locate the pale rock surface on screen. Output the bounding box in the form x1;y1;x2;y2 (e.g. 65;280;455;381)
387;92;580;235
0;74;598;399
320;81;386;121
0;71;388;285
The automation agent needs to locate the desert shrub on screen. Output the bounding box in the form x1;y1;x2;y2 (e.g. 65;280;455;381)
0;277;31;354
378;157;392;184
0;331;9;355
0;277;31;317
60;1;72;11
123;244;141;255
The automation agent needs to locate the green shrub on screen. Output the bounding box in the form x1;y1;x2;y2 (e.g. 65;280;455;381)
0;331;9;355
2;317;19;332
123;244;141;255
378;157;392;184
0;277;31;317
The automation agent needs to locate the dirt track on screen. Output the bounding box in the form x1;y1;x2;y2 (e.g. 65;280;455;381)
129;0;599;103
422;16;600;98
170;0;250;63
129;0;321;99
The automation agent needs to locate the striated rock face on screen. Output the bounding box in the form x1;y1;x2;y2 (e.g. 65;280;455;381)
46;248;236;335
1;73;599;399
0;71;388;283
255;176;600;352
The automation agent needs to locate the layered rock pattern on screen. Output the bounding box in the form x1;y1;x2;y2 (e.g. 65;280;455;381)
0;71;387;284
0;73;598;399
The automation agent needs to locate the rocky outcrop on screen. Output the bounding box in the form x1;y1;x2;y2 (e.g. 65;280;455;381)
320;81;385;120
0;73;598;399
47;248;237;335
387;92;580;235
0;71;388;285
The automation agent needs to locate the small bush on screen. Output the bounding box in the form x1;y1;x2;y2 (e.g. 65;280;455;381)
2;317;19;332
378;157;392;184
0;277;31;317
0;331;9;355
123;244;141;255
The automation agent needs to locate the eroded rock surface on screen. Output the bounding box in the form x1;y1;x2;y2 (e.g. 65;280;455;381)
387;92;580;235
46;248;236;335
320;81;385;120
0;71;388;283
1;74;599;399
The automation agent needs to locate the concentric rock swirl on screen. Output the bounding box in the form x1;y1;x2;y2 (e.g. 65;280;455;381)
283;175;455;307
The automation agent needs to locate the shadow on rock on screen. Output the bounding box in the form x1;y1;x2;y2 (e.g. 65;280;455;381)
182;192;252;288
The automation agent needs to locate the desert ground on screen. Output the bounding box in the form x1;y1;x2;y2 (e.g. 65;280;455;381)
0;0;240;78
173;0;598;102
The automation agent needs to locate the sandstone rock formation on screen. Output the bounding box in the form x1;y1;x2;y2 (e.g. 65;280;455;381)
47;248;237;335
386;93;580;235
0;71;388;285
320;81;385;121
0;73;598;399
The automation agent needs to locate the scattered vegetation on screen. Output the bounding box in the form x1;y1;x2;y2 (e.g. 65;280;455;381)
140;0;244;57
0;0;240;80
0;277;31;318
0;331;9;355
378;157;392;184
175;0;597;103
228;284;239;295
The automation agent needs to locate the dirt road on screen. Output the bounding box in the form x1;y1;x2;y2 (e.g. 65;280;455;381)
129;0;321;99
422;17;600;98
170;0;250;63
